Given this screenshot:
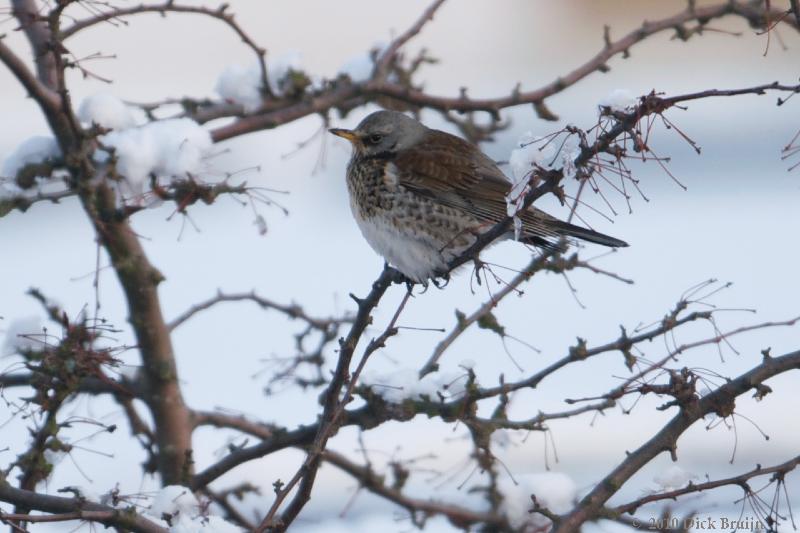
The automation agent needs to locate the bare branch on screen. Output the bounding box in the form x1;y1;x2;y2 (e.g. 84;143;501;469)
420;249;560;377
554;348;800;532
191;411;275;440
167;290;350;332
211;83;361;142
587;316;800;407
256;268;409;531
0;37;61;110
11;0;59;89
78;182;193;485
374;0;447;79
0;372;141;397
322;449;509;530
59;1;272;98
200;485;258;530
480;312;798;401
207;1;799;142
0;484;167;533
611;454;800;516
0;188;75;216
656;82;800;106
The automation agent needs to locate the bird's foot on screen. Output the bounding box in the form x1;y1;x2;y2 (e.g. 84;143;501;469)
430;272;451;289
471;258;485;286
383;263;418;291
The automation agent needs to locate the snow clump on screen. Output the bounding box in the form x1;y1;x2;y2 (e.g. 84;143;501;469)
599;88;638;113
78;93;137;130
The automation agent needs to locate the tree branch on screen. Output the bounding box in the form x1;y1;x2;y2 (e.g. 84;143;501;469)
167;290;350;332
0;37;60;110
256;267;409;532
373;0;447;79
0;188;75;217
11;0;58;89
610;454;800;516
205;1;798;142
77;182;193;486
0;483;167;533
191;411;275;440
321;449;508;530
59;1;272;98
4;2;81;153
0;372;141;397
191;396;433;490
554;348;800;533
420;248;561;377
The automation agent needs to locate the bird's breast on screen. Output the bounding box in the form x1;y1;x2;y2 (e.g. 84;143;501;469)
345;156;399;219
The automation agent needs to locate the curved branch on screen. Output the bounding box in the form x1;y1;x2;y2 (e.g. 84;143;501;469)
373;2;797;115
0;372;142;397
0;188;76;216
78;182;193;486
0;38;60;110
554;348;800;533
257;269;410;532
59;1;271;97
210;83;361;142
191;411;275;440
168;290;350;332
420;248;567;377
322;449;509;530
374;0;447;79
207;1;798;142
11;0;58;89
4;2;81;151
610;454;800;516
191;393;429;491
190;270;406;497
0;484;167;533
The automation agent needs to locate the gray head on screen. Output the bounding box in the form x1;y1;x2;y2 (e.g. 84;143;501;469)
329;110;427;157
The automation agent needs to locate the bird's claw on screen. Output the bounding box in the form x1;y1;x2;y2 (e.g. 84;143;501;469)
430;272;450;289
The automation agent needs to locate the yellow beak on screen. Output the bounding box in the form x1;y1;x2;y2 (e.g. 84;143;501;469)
328;128;359;143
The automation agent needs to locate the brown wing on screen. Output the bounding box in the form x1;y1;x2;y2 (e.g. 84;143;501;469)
393;129;562;241
392;129;628;248
394;130;510;218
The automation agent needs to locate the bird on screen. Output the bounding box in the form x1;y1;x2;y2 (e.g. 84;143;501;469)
329;110;627;283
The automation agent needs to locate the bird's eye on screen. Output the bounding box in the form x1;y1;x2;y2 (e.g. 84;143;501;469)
367;134;383;144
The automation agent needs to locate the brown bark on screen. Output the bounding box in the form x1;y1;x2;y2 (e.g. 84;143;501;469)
78;182;193;485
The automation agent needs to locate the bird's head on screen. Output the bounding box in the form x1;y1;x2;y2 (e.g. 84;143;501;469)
329;110;426;157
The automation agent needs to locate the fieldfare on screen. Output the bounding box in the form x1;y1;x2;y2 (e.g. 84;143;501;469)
330;110;626;282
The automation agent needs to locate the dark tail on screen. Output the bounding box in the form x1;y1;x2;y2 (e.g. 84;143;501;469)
546;220;628;248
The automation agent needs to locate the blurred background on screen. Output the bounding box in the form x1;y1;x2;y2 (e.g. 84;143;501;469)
1;1;798;531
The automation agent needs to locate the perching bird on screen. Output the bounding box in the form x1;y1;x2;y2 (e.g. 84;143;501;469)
330;110;627;283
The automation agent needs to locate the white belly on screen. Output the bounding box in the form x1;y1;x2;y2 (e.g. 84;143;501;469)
353;214;448;283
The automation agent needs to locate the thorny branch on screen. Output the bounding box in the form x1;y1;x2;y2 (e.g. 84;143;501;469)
0;188;75;216
205;0;799;141
186;292;797;513
0;0;799;532
610;454;800;516
373;0;447;80
321;449;509;530
438;81;800;281
555;349;800;533
10;0;59;90
167;290;352;332
0;483;167;533
59;1;273;97
255;267;409;532
421;250;633;377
